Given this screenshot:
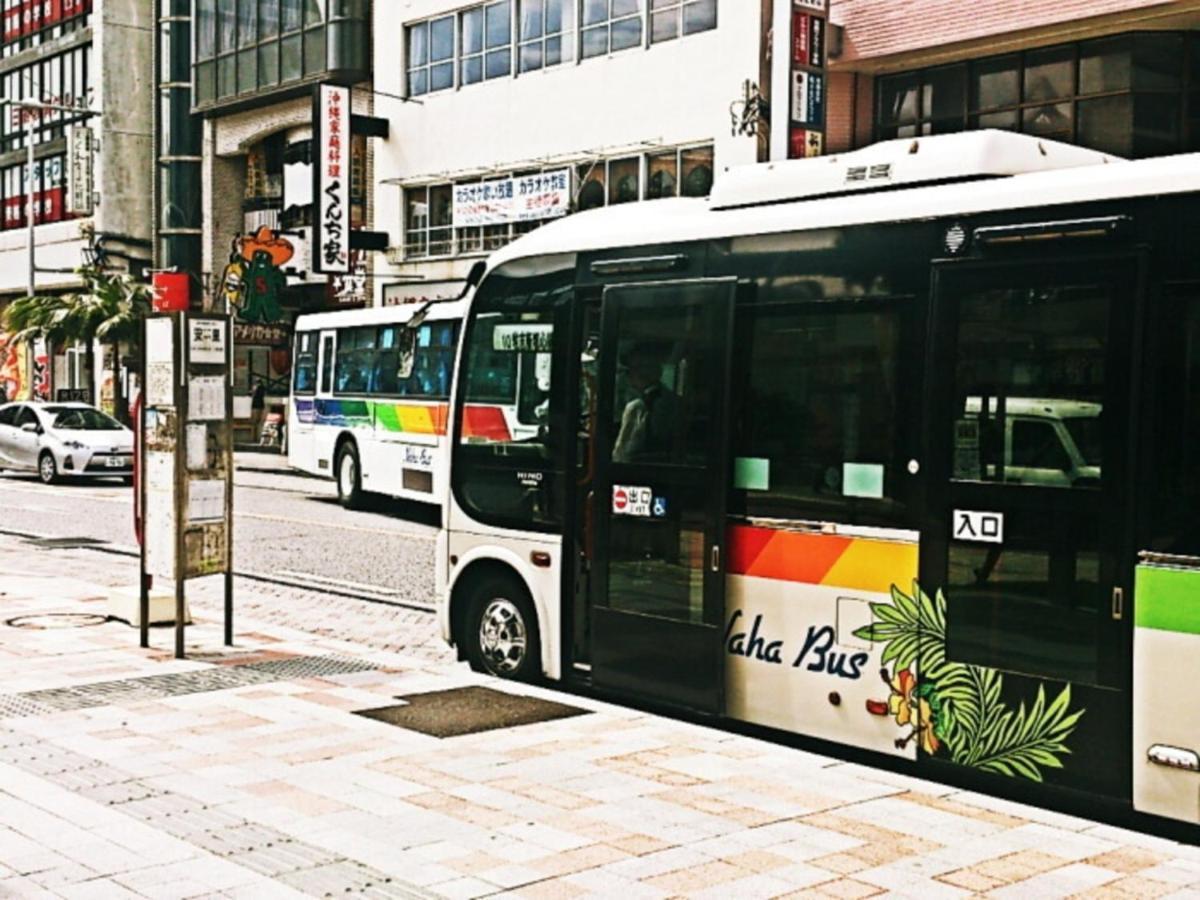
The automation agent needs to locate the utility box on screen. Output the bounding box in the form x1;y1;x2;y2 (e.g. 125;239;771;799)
1133;556;1200;824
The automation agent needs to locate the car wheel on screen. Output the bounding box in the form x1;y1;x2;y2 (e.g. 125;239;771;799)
335;442;364;510
38;452;58;485
465;576;541;682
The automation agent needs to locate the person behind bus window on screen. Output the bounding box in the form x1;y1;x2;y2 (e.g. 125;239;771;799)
613;343;677;462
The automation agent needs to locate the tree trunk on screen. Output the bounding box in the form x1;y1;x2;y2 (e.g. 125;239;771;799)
112;341;127;425
84;338;95;406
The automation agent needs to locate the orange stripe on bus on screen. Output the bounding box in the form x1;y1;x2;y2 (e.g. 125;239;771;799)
727;524;917;593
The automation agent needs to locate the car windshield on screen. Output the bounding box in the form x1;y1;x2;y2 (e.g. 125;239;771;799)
1063;415;1102;467
51;408;123;431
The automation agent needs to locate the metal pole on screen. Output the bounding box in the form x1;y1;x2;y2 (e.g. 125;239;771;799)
25;108;35;399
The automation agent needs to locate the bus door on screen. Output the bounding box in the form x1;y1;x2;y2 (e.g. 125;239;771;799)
590;279;736;713
312;330;336;470
922;253;1137;797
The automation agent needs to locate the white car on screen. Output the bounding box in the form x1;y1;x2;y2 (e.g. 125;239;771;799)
0;402;134;485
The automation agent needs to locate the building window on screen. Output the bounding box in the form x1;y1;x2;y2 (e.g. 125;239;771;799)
649;0;715;43
1;0;92;57
0;45;93;154
1;154;69;232
407;15;455;96
405;184;454;258
581;0;642;60
876;32;1199;159
401;143;713;259
193;0;359;110
519;0;574;72
484;1;513;79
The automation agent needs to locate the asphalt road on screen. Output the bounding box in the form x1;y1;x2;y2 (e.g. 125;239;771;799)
0;460;440;610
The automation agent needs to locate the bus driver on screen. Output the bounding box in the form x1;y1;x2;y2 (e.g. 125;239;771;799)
613;343;677;462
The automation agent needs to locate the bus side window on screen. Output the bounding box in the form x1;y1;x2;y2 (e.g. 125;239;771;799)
733;298;905;521
1147;288;1200;555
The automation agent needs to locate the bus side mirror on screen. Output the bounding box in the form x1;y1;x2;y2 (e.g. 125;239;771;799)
396;328;417;380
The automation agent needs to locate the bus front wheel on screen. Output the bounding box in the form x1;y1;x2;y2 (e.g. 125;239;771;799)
465;576;541;682
335;442;364;510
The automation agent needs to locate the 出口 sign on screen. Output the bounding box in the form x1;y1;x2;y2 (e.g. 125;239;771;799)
313;84;350;275
452;169;570;227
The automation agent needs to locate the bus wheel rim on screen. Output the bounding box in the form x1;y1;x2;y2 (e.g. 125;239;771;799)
479;598;526;675
339;453;355;496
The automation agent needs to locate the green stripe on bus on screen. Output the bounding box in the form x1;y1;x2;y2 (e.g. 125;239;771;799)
1135;565;1200;635
372;402;402;432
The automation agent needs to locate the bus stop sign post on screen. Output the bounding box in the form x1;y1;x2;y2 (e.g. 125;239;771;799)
139;312;235;658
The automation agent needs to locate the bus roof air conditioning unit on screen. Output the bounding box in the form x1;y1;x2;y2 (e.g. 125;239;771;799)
710;130;1120;211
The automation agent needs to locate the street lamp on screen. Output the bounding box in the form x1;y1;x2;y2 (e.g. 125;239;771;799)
0;97;101;399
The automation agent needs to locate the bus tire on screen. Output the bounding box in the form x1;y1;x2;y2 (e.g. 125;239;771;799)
335;441;365;510
464;575;541;682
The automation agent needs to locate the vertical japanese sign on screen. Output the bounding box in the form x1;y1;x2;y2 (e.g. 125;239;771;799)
789;0;828;159
67;125;94;216
313;84;350;275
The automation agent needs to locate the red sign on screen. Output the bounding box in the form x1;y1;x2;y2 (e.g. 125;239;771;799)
152;272;191;313
792;12;810;66
789;128;824;160
613;488;628;512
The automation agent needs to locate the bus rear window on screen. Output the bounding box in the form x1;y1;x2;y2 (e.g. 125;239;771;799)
293;332;317;394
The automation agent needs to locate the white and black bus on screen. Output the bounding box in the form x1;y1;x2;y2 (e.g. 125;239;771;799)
437;130;1200;831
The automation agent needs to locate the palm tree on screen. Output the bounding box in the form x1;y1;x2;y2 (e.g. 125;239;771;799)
1;265;154;423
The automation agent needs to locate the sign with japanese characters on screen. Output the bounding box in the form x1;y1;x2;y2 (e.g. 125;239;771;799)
452;169;571;227
313;83;351;275
789;0;827;159
67;125;93;216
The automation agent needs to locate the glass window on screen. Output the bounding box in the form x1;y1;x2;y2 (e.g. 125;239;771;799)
971;55;1019;111
923;64;966;124
582;0;642;59
217;0;235;52
1078;94;1132;156
1146;287;1200;556
429;184;453;255
879;73;919;126
577;162;605;210
737;301;903;519
334;326;376;394
650;0;715;43
429;15;454;90
1024;45;1073;103
456;270;574;530
1080;36;1131;95
406;21;429;95
518;0;573;72
282;0;302;32
951;281;1109;489
293;333;317;394
645;150;677;199
679;146;713;197
196;0;217;59
305;0;325;27
608;157;639;205
237;0;256;45
259;0;279;38
319;335;334;393
406;186;430;257
484;0;512;79
461;6;483;84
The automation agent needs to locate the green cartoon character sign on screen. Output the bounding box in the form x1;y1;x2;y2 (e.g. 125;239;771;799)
220;226;294;324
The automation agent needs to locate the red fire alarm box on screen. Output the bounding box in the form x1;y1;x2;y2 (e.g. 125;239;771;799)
152;272;191;313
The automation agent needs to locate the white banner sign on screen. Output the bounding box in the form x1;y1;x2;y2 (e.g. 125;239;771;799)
314;84;351;274
452;168;571;227
67;125;93;216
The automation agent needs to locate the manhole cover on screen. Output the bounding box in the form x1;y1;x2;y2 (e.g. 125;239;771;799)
6;613;110;630
355;686;589;738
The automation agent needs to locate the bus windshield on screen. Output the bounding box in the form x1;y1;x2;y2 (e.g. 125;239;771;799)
454;267;574;530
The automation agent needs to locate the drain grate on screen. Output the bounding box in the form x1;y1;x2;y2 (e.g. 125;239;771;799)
355;685;590;738
0;654;377;719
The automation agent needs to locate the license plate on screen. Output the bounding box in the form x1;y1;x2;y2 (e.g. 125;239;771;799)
105;456;125;468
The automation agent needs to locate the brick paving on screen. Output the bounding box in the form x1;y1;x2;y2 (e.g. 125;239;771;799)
1;534;1199;899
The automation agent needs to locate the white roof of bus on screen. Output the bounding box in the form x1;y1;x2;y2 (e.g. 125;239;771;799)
486;132;1200;271
295;296;468;332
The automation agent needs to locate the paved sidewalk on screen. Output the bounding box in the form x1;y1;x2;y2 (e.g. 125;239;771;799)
1;535;1199;899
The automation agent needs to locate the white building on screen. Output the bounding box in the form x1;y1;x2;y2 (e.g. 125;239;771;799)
371;0;792;305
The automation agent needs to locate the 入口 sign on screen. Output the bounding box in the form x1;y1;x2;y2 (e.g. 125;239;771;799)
313;84;351;275
953;509;1004;544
